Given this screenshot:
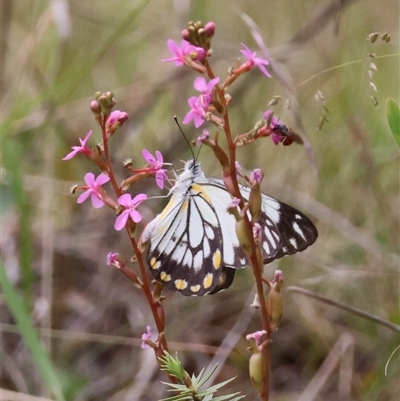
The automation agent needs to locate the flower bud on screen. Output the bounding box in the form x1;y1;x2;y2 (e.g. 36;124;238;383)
249;169;263;222
253;224;264;267
97;92;115;117
106;110;129;136
249;185;262;222
246;330;268;393
182;29;190;41
106;252;121;268
90;100;101;116
249;351;263;393
235;215;251;255
204;22;215;38
266;270;284;331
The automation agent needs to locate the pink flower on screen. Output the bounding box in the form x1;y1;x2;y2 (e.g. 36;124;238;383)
263;109;278;124
228;197;241;209
77;172;110;208
193;76;220;104
106;252;120;268
162;39;205;66
271;130;284;145
141;326;152;349
106;110;129;134
246;330;267;349
240;43;271;77
204;21;216;37
272;270;284;284
62;130;93;160
250;168;263;184
114;193;147;231
253;223;263;242
262;109;290;145
195;129;210;145
142;149;169;189
183;96;208;128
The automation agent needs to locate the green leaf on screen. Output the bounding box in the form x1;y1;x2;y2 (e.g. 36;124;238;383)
194;364;218;387
159;351;187;381
200;376;237;393
207;393;246;401
386;97;400;147
159;392;194;401
0;260;66;401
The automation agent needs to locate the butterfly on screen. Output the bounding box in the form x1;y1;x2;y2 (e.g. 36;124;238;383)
141;159;318;296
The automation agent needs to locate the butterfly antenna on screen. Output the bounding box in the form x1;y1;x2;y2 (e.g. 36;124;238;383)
174;116;196;161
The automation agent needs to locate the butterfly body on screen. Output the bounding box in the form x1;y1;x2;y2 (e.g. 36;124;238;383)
142;160;317;296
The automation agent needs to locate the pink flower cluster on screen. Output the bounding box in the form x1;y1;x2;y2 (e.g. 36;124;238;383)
63;127;169;231
163;37;270;130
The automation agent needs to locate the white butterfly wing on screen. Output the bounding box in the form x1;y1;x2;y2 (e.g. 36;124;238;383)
204;179;317;263
143;185;234;296
143;160;318;296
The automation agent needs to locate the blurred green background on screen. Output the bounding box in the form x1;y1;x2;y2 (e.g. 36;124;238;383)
1;0;399;400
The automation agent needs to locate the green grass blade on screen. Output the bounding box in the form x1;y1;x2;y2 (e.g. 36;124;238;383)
2;138;34;299
386;97;400;147
0;260;66;401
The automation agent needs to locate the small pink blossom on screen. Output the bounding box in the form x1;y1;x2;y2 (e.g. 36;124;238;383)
228;197;241;209
246;330;267;349
162;39;205;66
262;109;291;145
203;21;216;37
141;326;152;349
272;270;284;284
195;129;210;145
63;130;93;160
193;76;220;104
250;168;263;184
106;110;129;134
240;43;271;77
253;223;263;242
114;193;147;231
263;109;279;125
183;96;208;128
106;252;120;268
271;130;284;145
142;149;169;189
77;172;110;208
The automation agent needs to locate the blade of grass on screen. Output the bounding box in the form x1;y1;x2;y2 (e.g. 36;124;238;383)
386;97;400;147
1;138;34;301
0;260;66;401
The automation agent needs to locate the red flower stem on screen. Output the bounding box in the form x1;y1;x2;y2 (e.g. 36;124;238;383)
128;236;176;383
101;119;122;196
206;60;271;400
100;115;174;382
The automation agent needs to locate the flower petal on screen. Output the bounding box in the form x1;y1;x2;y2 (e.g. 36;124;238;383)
95;173;110;186
77;191;91;204
132;193;148;205
114;210;129;231
117;193;132;207
155;150;163;163
142;149;155;164
129;209;142;223
91;193;105;209
83;172;96;186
